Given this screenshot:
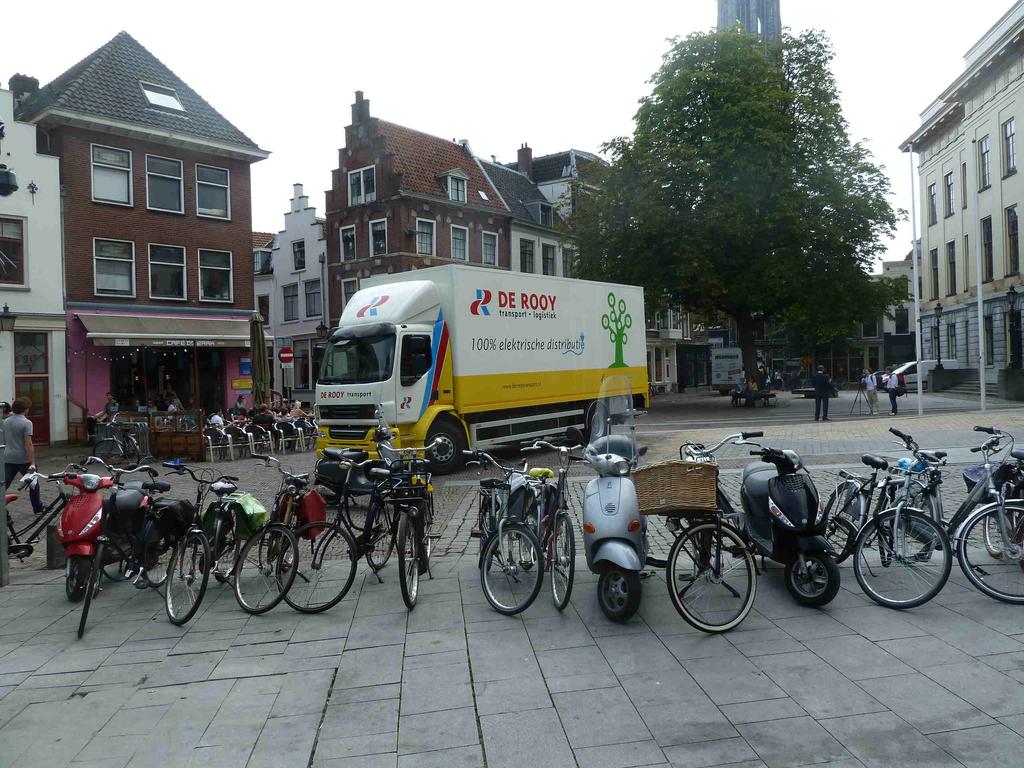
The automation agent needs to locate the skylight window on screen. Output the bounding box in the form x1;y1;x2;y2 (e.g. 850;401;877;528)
478;190;489;201
141;82;184;111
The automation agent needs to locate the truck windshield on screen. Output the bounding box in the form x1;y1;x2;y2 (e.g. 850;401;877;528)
319;333;396;384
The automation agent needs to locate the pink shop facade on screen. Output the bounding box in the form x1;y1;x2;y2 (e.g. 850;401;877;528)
68;309;256;416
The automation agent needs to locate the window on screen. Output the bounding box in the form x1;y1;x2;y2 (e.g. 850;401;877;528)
894;307;910;334
370;220;388;256
930;325;938;360
520;239;535;273
348;166;376;205
927;183;937;225
961;162;968;209
542;243;556;275
930;248;939;299
254;249;272;275
400;335;433;386
862;318;879;338
982;216;994;282
91;145;132;205
947;323;956;361
305;279;322;318
416;219;435;256
0;218;25;286
198;249;232;302
1005;118;1017;175
342;278;359;308
944;172;954;216
257;294;270;324
341;226;356;262
283;284;299;321
562;248;574;278
292;240;306;271
1008;205;1020;275
946;241;957;295
980;136;992;188
94;238;135;297
985;314;995;365
148;244;186;300
295;340;310;390
141;82;184;111
193;164;230;219
964;234;970;291
482;232;498;266
447;175;467;203
540;204;553;227
451;226;468;261
146;155;183;213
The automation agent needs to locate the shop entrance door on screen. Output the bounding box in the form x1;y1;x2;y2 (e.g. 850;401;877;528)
14;332;50;445
15;378;49;445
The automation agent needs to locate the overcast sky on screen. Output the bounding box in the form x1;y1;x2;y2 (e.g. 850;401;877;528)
4;0;1018;265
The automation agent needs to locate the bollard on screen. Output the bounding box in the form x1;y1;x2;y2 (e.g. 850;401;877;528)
46;524;66;570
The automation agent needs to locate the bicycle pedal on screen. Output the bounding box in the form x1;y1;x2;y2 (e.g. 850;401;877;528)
470;528;482;539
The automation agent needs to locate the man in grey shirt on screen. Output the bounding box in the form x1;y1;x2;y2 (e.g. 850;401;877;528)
3;397;42;512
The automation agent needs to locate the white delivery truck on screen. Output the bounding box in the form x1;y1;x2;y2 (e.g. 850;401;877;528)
315;265;648;472
711;347;745;395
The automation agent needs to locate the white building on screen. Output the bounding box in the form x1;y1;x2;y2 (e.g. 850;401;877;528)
901;1;1024;385
255;183;328;405
0;83;67;443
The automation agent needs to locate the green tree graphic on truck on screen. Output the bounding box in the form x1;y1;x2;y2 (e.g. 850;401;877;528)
601;292;633;368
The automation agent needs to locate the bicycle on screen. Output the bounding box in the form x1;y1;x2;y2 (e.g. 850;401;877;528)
465;448;545;615
6;473;71;560
254;454;358;614
93;418;146;466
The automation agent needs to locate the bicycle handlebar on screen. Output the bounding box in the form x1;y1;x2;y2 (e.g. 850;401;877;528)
251;454;308;482
161;460;237;486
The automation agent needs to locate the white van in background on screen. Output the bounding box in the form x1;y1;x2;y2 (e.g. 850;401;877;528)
887;359;960;391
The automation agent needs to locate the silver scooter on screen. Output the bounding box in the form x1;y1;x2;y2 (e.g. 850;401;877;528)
571;376;648;622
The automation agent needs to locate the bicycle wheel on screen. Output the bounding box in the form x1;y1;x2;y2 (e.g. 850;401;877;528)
78;541;104;639
549;512;575;610
365;498;397;571
397;511;420;609
957;505;1024;604
824;515;859;564
853;508;951;609
285;522;358;614
666;520;756;633
165;530;211;626
479;522;544;616
234;523;299;615
211;513;237;584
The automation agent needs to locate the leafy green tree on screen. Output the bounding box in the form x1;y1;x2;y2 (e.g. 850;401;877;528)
567;29;905;376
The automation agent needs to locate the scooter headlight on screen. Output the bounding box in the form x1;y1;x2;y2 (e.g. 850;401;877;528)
768;499;796;529
815;501;826;525
613;459;630;476
80;509;103;535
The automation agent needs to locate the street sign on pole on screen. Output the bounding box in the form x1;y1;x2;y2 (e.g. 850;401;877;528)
278;346;294;369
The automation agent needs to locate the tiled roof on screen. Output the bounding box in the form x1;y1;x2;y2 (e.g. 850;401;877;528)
509;149;606;183
252;232;275;249
17;31;263;152
477;159;550;225
375;121;506;211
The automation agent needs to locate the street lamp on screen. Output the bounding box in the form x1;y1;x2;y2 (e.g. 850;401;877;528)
1008;285;1020;369
315;321;330;340
0;304;17;332
934;301;944;370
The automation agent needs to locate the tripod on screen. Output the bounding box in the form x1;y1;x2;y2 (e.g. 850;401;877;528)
850;384;867;415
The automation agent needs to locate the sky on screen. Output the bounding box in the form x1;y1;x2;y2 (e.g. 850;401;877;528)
2;0;1018;266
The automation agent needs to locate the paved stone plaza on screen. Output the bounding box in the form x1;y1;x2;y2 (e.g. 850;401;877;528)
4;396;1024;767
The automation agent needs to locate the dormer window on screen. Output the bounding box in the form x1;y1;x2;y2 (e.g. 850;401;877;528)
443;171;468;203
141;82;184;111
540;204;553;227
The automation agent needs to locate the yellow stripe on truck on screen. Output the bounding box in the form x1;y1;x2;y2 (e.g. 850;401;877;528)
453;367;648;413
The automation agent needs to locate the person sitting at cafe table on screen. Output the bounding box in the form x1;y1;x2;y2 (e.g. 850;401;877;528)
252;405;277;427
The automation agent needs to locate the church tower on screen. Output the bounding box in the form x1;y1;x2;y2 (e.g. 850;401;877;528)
717;0;782;43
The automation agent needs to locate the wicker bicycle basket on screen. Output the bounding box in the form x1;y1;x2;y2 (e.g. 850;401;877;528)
633;460;719;514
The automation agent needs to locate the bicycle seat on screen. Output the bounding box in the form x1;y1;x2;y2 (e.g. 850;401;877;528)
918;450;947;463
1012;448;1024;462
480;478;509;490
528;467;556;479
211;481;238;496
367;467;392;480
861;454;889;470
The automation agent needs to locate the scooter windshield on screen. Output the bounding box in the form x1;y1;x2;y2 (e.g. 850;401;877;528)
588;376;638;462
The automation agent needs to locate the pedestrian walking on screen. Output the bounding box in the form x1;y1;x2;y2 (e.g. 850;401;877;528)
812;365;832;422
860;366;879;415
3;397;43;513
882;366;905;416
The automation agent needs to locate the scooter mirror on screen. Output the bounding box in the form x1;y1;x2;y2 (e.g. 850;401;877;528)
638;445;648;457
566;427;585;445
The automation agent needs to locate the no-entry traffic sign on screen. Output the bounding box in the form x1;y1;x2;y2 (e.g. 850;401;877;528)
279;346;294;368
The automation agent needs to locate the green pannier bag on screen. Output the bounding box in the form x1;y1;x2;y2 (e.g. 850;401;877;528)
203;492;269;541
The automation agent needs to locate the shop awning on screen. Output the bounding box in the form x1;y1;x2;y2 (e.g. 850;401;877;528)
78;313;272;348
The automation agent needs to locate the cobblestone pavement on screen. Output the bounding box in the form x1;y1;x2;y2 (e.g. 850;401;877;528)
4;408;1024;766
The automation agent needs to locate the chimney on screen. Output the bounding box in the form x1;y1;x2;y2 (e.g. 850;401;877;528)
517;143;533;180
351;91;371;124
9;74;39;111
291;183;308;213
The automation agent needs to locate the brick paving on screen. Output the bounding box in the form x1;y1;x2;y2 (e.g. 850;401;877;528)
3;404;1024;766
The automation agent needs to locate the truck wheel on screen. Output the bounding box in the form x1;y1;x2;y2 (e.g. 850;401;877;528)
426;418;466;475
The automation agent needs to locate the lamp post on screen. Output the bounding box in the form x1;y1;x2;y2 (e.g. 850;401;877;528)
934;301;944;370
0;304;14;587
1009;285;1020;369
315;321;329;340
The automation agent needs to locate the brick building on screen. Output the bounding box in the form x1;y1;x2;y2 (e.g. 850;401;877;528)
325;92;510;322
14;32;268;416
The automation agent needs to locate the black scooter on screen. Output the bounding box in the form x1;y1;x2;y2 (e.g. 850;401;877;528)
727;446;840;606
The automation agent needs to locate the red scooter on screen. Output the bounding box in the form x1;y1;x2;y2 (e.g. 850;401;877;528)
52;463;115;601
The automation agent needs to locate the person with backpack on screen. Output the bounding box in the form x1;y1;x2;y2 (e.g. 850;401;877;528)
860;367;879;415
883;366;905;416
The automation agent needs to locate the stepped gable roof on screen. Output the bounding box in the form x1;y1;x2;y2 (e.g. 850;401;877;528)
374;120;506;211
17;31;263;151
